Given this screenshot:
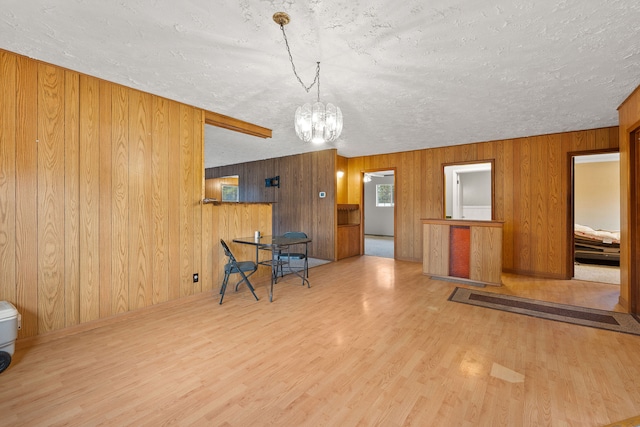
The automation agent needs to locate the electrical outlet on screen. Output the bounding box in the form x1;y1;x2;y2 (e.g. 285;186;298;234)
193;273;199;283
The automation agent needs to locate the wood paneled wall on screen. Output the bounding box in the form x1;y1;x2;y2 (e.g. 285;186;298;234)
337;155;349;204
346;127;619;278
618;85;640;310
0;50;205;338
206;150;337;260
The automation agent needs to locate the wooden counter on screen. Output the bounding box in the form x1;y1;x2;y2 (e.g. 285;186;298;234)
422;219;503;286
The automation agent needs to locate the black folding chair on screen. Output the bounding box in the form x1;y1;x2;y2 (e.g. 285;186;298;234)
277;232;309;280
219;239;259;304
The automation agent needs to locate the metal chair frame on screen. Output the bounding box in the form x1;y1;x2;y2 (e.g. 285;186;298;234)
219;239;259;304
277;232;309;279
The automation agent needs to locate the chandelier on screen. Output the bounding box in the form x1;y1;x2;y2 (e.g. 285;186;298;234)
273;12;343;144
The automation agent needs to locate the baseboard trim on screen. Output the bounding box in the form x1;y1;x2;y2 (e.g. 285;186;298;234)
502;268;569;280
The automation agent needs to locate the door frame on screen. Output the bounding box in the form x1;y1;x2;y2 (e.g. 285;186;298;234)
566;148;620;279
360;168;397;258
629;126;640;315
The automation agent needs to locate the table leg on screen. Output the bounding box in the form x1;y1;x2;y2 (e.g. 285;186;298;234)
269;246;277;302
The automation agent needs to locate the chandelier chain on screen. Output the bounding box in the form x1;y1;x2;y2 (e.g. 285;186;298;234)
273;11;343;144
279;24;321;102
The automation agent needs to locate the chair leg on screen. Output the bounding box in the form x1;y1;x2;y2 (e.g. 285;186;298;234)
219;272;230;304
237;270;259;302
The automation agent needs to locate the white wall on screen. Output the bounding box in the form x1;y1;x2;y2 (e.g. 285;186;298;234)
364;175;395;236
460;171;491;206
575;160;620;231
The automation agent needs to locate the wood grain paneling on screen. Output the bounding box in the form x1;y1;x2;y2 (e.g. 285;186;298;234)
337;155;348;204
0;49;217;337
152;96;170;304
545;135;562;274
470;225;503;285
0;52;17;307
167;100;181;302
64;70;80;328
37;63;66;333
211;127;618;279
207;150;337;260
204;202;273;287
111;85;129;315
79;74;100;323
337;225;360;259
0;52;17;308
192;110;203;295
201;201;214;293
98;80;113;318
347;128;618;278
15;55;38;338
180;104;194;298
423;224;449;276
204;110;271;138
129;89;153;310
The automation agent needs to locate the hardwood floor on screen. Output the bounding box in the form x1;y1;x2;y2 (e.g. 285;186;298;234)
1;256;639;426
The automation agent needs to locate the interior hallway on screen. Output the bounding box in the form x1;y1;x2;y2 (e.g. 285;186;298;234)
1;256;637;426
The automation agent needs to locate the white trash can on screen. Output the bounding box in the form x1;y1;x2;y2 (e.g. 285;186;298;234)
0;301;20;374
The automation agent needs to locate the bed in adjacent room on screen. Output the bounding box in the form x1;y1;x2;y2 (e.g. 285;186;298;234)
574;224;620;266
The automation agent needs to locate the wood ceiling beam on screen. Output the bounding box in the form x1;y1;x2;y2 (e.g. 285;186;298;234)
204;110;272;139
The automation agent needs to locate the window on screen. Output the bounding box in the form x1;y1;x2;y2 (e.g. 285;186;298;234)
221;185;239;202
376;184;394;207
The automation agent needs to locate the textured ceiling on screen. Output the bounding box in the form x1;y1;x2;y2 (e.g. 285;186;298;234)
2;0;639;168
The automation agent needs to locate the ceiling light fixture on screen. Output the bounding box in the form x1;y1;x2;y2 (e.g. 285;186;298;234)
273;12;343;145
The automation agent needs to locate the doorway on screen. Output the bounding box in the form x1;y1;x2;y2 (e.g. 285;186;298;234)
363;170;395;258
571;152;620;285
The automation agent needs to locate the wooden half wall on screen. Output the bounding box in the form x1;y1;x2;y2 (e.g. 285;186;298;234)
0;50;208;338
346;127;619;279
206;150;337;260
202;203;273;288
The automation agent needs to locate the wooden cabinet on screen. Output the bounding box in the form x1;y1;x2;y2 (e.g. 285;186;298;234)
337;204;361;259
422;219;503;286
337;225;360;259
